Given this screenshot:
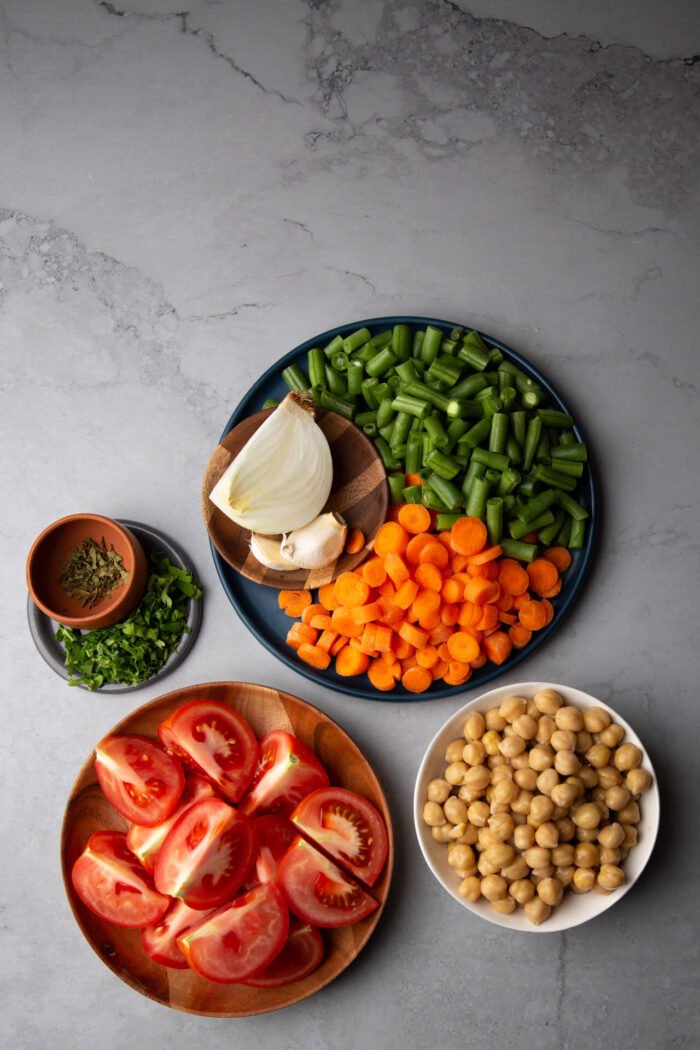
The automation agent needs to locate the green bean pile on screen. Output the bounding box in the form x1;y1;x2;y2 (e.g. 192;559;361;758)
271;323;589;561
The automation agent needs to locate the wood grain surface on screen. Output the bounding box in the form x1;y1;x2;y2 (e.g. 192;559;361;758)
201;408;387;589
61;681;394;1016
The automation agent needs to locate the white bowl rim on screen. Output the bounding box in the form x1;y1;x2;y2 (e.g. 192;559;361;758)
413;681;660;933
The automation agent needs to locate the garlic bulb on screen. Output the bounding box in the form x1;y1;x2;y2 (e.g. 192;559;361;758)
209;393;333;535
250;534;297;572
280;513;347;570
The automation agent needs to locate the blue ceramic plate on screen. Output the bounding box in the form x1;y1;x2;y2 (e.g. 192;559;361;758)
211;316;598;702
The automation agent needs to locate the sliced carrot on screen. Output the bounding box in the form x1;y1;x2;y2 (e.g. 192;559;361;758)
397;503;431;535
309;614;333;631
467;560;499;580
317;629;339;653
508;622;532;649
335;646;370;677
446;631;481;663
416;645;440;669
350;601;383;626
450;516;488;556
405;533;435;565
345;529;365;555
482;630;513;666
544;546;572;573
498;559;530;596
330;634;349;657
400;654;419;673
431;659;449;680
361;557;387;588
542;578;562;598
333;572;370;608
391;634;414;660
497;610;517;626
414;562;443;592
437;642;452;662
437;531;453;550
466;545;502;566
377;578;397;597
518;600;548;631
278;589;313;617
441;603;460;627
330;607;363;638
384;552;410;587
441;577;464;604
286;623;318;650
475;605;498;631
443;660;472;686
464;577;500;606
496;590;514;612
451;553;469;573
418;541;450;570
429;623;453;645
512;591;532;610
404;472;423;487
411;590;441;623
368;659;397;692
402;665;433;693
398;622;429;650
458;601;479;628
374;522;409;557
380;654;402;679
470;652;487;669
393;578;420;610
526;558;560;596
297;642;331;670
318;583;340;611
541;598;555;626
374;624;393;652
359;623;378;655
302;603;326;626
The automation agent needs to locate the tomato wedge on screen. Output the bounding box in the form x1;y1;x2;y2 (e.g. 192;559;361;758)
158;700;258;804
71;831;170;928
154;797;257;910
178;882;289;983
127;775;215;873
290;787;389;886
277;837;378;928
94;734;185;827
247;815;298;887
244;919;324;988
141;899;215;969
239;730;329;818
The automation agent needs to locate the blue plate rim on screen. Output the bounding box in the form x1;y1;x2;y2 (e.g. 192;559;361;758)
211;315;598;702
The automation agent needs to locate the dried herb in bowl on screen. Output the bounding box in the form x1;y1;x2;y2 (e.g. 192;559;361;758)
55;552;202;690
59;536;129;609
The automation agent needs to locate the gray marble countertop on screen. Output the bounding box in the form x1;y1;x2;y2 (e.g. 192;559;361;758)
3;2;699;1048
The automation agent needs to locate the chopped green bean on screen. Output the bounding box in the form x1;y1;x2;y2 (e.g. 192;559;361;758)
489;413;508;454
533;465;577;493
500;537;537;562
421;325;443;364
458;330;490;371
347;359;364;395
471;447;509;472
436;513;463;530
427;472;463;511
391;393;431;419
486;498;503;545
537;409;573;429
522;417;542;472
514;488;557;524
405;434;422;475
331;350;349;372
556;491;590;521
392;324;412;360
366;347;398;378
323;335;344;359
465;475;490;518
552;442;588;462
402;484;423;504
282;364;309;391
324;364;347;396
424;414;450;449
569;517;586;549
390;411;411;450
426;449;461;480
387;473;405;504
343;327;371;353
375;436;400;470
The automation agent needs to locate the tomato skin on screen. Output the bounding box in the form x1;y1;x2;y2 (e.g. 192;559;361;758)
157;700;258;804
291;786;389;887
247;815;298;888
127;775;215;873
141;899;215;969
244;919;324;988
94;734;185;828
239;730;329;818
71;831;171;929
154;797;257;910
277;837;378;928
178;882;290;984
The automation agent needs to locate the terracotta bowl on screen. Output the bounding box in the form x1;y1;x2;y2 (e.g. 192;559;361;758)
61;681;394;1016
26;514;148;630
201;408;388;589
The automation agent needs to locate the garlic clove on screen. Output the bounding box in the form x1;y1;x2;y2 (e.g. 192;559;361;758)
280;513;348;571
250;533;298;572
209;392;333;535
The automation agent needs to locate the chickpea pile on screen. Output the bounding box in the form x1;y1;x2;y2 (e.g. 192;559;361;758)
422;689;652;925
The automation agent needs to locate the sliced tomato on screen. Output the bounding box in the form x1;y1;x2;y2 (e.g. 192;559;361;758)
154;797;257;910
178;882;289;983
290;787;389;886
157;699;258;804
71;831;170;929
244;919;324;988
141;898;215;968
94;734;185;828
247;815;298;888
277;837;378;928
239;730;329;818
127;775;215;873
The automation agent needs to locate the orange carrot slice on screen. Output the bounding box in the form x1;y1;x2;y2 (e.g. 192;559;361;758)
397;504;431;535
297;642;331;669
518;600;547;631
450;516;488;556
402;665;433;693
482;630;513;665
526;558;559;596
335;646;370;676
446;631;480;663
345;529;365;555
508;622;532;649
278;589;313;617
414;562;443;592
498;559;530;596
368;659;397;691
544;546;572;573
333;573;370;608
374;522;409;557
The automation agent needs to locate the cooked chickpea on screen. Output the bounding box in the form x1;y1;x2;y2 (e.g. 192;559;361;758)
596;800;610;823
464;712;486;740
481;730;502;756
572;802;602;830
490;896;517;915
554;750;581;776
423;801;446;827
528;794;555;824
572;867;596;892
498;734;526;759
537;877;564;907
597;864;625;891
427;778;452;803
536;769;560;796
555;706;584;732
458;875;482;901
529;746;554;772
616;800;641;825
514;767;539;791
463;741;486;766
466;800;490;827
524;897;551;925
555;865;575;887
444;761;469;785
556;816;576;841
523;846;551;869
626;768;652;795
491;779;520;808
597;765;622;789
512;714;538;740
443;796;469;825
509;878;536;904
491;764;514;784
526;699;540;719
578;765;600;790
490;810;514;836
583;707;611;733
533;688;564;715
513;823;536;851
599;723;624;748
605;785;631;810
535;822;559;849
535;715;556;744
585;743;611;769
432;824;454;842
499;695;528;722
574;842;600;868
550;782;578;809
550;729;577;752
445;738;466;763
599;847;621;865
613;743;642;772
597;822;625;849
483;843;515;870
478;826;503;850
576;730;594;753
485;708;507;731
575;827;599;843
480;874;508;901
531;864;555;881
551;844;575;867
457;785;482;804
622;824;638;846
501;856;530;880
511;789;533;815
510;752;531;771
450;822;479;845
447;843;476;870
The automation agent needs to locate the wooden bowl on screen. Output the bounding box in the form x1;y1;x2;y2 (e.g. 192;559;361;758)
60;681;394;1016
201;408;387;589
26;513;148;630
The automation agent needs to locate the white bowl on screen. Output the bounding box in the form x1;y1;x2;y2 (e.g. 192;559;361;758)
413;682;660;933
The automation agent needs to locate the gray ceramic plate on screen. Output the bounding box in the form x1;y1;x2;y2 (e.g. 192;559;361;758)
27;520;203;692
